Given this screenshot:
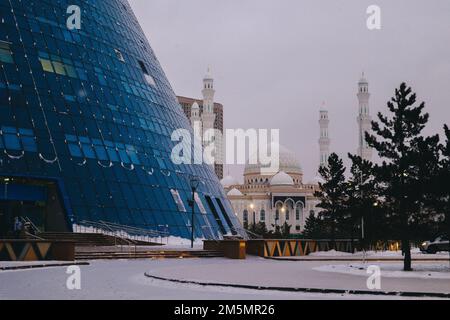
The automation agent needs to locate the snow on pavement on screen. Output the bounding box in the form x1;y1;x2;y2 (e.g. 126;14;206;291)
0;259;393;300
0;258;449;299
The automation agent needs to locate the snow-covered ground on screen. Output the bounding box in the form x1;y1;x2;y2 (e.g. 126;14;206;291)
308;248;449;259
0;259;405;300
1;258;448;299
309;250;355;257
314;263;450;280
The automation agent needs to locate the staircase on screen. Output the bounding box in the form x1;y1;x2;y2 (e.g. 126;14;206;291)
75;248;224;260
38;232;160;247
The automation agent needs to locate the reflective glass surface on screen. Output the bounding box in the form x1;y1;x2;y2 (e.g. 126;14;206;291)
0;0;243;239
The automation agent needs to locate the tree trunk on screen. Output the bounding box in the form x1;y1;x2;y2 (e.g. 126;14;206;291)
350;226;355;254
402;239;412;271
331;219;336;250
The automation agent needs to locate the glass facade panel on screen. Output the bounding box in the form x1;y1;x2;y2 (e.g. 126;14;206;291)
0;0;243;240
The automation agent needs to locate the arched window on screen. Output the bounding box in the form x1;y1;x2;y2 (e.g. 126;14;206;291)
285;209;290;221
296;203;304;221
275;209;279;221
243;210;248;223
260;209;265;221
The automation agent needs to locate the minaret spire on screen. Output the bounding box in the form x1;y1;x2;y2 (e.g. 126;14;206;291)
201;66;220;167
319;102;330;168
357;73;372;161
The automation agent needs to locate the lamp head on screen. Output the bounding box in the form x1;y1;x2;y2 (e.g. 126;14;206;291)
190;176;200;190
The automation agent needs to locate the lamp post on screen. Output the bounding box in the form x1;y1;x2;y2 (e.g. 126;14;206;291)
189;176;200;249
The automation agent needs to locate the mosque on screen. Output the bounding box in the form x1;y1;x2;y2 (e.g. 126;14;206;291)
221;75;372;235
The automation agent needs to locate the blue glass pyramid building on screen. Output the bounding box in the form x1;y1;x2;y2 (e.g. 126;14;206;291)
0;0;243;239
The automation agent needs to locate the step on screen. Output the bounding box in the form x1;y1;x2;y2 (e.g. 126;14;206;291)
75;250;224;260
38;232;160;246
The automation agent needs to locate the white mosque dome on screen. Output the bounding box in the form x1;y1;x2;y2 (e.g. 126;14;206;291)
244;144;302;176
227;188;243;196
192;101;200;109
270;171;294;186
220;175;238;188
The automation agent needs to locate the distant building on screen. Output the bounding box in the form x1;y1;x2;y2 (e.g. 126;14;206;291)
177;68;224;179
224;104;331;235
223;145;322;235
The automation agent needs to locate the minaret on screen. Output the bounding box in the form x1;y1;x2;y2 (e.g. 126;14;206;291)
357;73;372;161
319;102;330;168
201;67;216;139
201;67;219;163
190;101;201;133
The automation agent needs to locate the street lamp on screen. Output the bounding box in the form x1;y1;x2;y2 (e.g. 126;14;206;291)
189;176;200;249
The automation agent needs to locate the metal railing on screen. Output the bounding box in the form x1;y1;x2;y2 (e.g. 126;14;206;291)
230;225;252;240
74;220;169;245
19;216;41;235
242;228;262;239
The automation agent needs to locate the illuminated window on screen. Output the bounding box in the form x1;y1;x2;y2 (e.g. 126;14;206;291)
0;127;37;152
260;209;265;221
115;49;125;62
2;127;21;151
39;58;54;72
52;61;66;75
0;41;13;64
19;128;37;152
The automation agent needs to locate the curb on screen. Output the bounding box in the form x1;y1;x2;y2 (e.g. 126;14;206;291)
144;272;450;299
0;261;90;271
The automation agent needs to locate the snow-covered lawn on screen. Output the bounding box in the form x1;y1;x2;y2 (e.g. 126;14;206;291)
309;250;355;257
314;263;450;280
309;248;450;258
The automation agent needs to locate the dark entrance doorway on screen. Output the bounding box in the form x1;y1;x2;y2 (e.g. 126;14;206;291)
0;177;69;237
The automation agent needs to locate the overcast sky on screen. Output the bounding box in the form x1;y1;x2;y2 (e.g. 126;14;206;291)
129;0;450;182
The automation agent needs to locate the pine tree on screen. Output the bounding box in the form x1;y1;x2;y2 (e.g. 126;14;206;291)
439;125;450;245
344;154;378;247
365;83;436;271
409;134;442;240
270;225;282;239
314;153;347;245
303;211;326;238
281;222;292;238
254;221;269;238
